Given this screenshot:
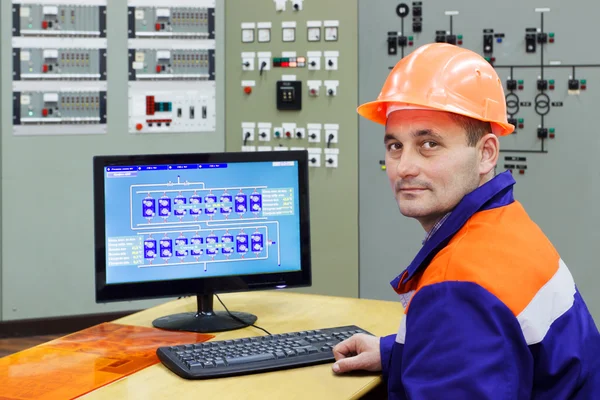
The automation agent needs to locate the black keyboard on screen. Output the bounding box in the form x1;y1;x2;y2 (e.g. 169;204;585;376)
157;325;372;379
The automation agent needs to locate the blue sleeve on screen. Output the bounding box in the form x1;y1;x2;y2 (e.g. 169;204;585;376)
401;281;533;399
380;333;397;380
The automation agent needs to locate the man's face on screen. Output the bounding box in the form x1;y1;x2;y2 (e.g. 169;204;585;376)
384;109;483;230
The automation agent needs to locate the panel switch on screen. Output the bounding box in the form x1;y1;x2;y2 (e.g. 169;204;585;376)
324;51;339;71
506;79;517;91
537;79;548;91
484;34;493;53
324;80;339;97
568;79;580;90
537;127;548;139
388;32;398;55
525;32;536;53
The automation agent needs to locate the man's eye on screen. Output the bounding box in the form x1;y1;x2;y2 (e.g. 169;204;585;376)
387;143;402;151
423;141;438;149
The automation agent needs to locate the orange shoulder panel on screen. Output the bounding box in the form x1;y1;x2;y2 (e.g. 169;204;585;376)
407;201;559;316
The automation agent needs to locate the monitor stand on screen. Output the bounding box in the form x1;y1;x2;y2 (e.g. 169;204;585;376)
152;293;258;333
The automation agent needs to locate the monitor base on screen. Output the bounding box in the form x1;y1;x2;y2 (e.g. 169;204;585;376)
152;293;258;333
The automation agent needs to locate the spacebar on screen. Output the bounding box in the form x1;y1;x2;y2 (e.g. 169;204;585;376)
225;353;276;365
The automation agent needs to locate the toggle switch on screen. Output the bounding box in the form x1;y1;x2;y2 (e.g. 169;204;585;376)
307;51;322;70
324;51;339;71
291;0;303;11
537;79;548;91
324;80;339;96
506;79;517;91
388;32;398;55
241;52;255;71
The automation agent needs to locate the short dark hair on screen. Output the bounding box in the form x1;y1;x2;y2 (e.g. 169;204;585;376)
448;113;492;147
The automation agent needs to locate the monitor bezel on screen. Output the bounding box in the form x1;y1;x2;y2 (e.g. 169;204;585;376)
93;151;311;303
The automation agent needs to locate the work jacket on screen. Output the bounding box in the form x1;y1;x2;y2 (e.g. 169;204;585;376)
380;171;600;399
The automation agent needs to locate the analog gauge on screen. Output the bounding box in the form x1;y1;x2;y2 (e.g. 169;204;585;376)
258;28;271;42
282;27;296;42
242;28;254;43
325;26;338;41
307;27;321;42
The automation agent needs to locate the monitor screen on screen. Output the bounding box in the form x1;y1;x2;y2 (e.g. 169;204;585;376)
104;159;301;285
93;151;311;333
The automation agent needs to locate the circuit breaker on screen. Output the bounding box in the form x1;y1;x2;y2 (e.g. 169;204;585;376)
357;0;600;326
127;0;216;134
224;0;359;298
12;0;108;135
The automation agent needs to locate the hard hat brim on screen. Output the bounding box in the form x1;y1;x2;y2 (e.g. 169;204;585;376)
357;100;515;136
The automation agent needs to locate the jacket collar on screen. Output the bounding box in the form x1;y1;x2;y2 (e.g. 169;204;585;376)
390;171;516;292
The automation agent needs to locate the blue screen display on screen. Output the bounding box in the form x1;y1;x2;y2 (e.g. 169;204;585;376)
104;161;302;284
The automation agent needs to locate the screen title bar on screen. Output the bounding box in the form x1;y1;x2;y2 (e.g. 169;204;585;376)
106;164;228;172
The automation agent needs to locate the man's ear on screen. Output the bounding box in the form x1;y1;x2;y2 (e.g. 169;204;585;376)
479;133;499;176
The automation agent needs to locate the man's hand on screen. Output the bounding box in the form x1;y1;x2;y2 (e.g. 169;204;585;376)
331;334;382;374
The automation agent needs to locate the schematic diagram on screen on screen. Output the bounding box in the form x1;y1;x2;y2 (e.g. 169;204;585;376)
126;176;294;271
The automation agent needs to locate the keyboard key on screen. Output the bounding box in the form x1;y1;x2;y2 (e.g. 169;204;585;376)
225;353;275;365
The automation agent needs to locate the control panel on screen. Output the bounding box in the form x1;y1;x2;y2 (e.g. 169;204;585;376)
13;44;107;81
128;47;214;80
224;0;359;297
13;1;107;38
128;4;215;39
127;0;216;134
128;89;213;133
11;0;108;135
13;87;107;135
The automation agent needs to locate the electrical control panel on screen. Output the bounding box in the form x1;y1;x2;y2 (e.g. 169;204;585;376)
128;0;217;134
224;0;359;297
128;0;215;39
13;43;107;81
11;0;108;135
358;0;600;324
128;86;214;133
13;1;107;38
128;46;214;80
13;86;107;135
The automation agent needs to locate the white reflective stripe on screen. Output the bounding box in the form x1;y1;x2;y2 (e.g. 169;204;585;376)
517;258;576;345
395;316;407;344
398;289;415;308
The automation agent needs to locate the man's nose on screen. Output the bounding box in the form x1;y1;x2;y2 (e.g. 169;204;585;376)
394;149;419;178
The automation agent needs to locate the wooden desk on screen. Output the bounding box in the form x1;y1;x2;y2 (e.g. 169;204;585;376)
81;291;403;400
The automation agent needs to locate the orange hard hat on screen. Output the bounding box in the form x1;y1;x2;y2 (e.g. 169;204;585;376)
357;43;514;136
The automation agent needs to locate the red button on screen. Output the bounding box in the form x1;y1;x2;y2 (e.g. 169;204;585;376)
519;170;525;175
285;132;291;138
549;133;555;139
42;109;48;117
518;85;524;90
457;40;463;45
136;123;143;131
549;85;555;90
244;86;252;94
310;89;317;96
518;124;524;129
549;38;554;43
43;64;49;73
156;23;161;31
581;85;587;90
42;21;48;29
156;65;162;73
408;41;414;46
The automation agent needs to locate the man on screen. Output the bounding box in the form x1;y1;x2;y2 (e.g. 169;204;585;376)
332;43;600;398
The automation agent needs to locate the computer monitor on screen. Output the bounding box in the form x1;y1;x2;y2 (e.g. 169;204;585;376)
93;151;311;333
